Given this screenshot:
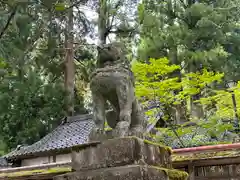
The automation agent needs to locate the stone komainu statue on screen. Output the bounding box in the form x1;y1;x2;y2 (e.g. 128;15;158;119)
89;42;145;139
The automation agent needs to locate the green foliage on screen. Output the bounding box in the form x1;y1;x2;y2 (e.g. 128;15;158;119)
0;138;7;156
132;57;236;147
0;0;92;152
132;58;181;104
0;69;66;150
135;0;240;147
137;0;240;78
198;82;240;120
132;57;223;107
55;3;68;11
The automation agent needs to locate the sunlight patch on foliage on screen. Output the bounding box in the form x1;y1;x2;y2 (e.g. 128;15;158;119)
132;57;234;147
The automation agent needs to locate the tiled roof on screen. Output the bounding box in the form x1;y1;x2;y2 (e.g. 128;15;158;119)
4;114;95;160
3;107;161;161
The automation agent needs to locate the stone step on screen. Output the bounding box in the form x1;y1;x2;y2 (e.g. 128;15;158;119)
72;137;172;171
54;165;188;180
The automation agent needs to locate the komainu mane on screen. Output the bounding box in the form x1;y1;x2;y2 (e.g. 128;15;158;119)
89;42;145;140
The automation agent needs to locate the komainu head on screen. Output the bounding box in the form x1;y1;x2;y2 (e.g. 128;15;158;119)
97;42;127;68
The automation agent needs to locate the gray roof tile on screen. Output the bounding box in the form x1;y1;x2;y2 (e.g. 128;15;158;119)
0;157;8;168
4;114;95;160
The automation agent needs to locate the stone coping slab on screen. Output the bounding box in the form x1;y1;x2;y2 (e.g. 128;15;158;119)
72;136;172;171
0;167;71;179
54;165;188;180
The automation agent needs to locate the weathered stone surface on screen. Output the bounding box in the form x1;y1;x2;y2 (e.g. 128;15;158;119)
72;137;172;171
54;165;188;180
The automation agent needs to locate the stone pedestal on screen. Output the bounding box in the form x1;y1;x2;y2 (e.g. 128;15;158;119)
54;137;188;180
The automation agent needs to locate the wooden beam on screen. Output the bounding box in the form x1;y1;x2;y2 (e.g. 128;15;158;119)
173;156;240;168
195;176;240;180
188;163;195;180
173;143;240;154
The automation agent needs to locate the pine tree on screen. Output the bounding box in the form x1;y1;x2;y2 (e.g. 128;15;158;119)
0;0;92;151
137;0;240;120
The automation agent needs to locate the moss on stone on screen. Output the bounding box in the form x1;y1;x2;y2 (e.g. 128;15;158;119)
143;139;173;154
104;128;113;131
0;167;71;178
151;166;188;180
172;149;240;162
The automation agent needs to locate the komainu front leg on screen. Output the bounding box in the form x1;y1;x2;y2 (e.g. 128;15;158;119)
129;99;145;139
89;91;106;141
113;81;134;138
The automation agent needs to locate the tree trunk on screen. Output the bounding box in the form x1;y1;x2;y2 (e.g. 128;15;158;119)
169;46;187;124
97;0;108;67
96;0;108;69
227;82;239;133
98;0;107;46
189;63;204;120
64;0;75;116
231;92;239;132
190;93;204;119
166;2;187;124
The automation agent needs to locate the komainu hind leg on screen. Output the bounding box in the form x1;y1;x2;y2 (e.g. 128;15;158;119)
129;99;145;138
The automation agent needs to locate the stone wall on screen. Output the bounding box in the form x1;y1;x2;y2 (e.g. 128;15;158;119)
54;137;188;180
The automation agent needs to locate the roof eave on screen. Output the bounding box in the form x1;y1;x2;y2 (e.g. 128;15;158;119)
5;141;100;161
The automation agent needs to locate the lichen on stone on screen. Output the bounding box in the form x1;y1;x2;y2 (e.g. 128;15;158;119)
0;167;71;178
172;149;240;162
143;139;173;154
151;166;189;180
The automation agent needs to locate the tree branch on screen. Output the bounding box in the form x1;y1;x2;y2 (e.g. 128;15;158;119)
0;5;18;39
107;0;122;31
109;28;139;35
64;0;88;12
179;0;187;8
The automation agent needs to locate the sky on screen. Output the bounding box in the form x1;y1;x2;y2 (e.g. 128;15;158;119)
79;5;116;45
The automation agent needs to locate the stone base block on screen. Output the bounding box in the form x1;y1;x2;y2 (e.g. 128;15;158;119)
54;165;188;180
72;137;172;171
